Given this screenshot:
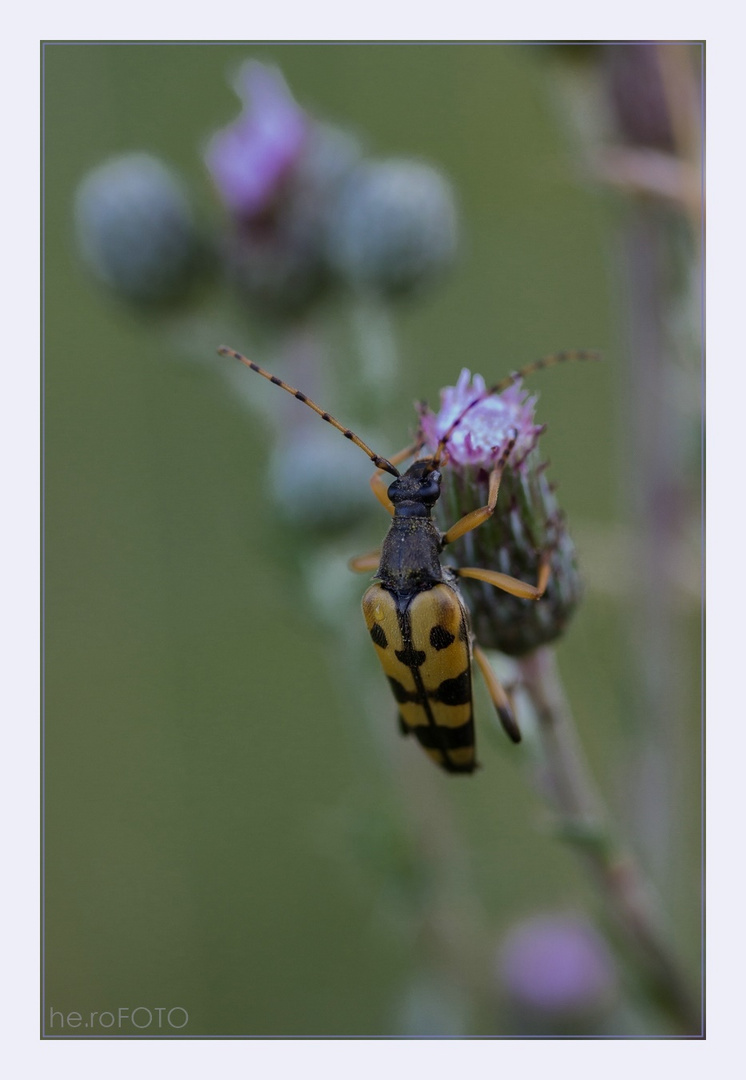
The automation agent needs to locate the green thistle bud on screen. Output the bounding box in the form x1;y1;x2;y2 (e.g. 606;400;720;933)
269;423;381;535
326;158;459;298
420;369;583;656
74;153;204;307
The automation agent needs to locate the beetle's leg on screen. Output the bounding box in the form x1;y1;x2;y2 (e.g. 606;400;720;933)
472;643;521;743
370;472;395;515
348;549;381;573
370;440;422;514
391;439;424;466
441;434;516;545
455;556;550;601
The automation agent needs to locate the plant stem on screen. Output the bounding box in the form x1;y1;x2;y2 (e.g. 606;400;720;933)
350;294;399;405
602;40;702;902
518;645;701;1034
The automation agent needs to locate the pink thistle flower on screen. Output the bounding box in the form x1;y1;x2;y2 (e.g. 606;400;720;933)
205;61;309;221
419;367;582;656
419;369;543;469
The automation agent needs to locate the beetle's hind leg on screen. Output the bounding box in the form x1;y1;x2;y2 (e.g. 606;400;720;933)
455;556;550;601
473;643;522;743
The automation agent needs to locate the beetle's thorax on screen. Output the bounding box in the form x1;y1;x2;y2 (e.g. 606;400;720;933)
376;460;444;593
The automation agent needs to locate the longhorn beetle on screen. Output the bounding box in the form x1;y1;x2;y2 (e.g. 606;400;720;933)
218;346;599;775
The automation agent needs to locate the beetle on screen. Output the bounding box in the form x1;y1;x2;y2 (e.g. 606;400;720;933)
218;345;598;774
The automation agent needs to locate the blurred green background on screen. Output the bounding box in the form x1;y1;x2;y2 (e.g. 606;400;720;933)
43;42;701;1037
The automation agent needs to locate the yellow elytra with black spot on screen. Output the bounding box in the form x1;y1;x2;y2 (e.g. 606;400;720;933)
218;344;600;776
359;459;485;774
362;579;476;773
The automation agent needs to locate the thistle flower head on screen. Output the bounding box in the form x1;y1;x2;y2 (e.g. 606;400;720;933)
207;64;366;318
420;368;582;656
205;61;309;221
419;369;543;468
204;61;459;319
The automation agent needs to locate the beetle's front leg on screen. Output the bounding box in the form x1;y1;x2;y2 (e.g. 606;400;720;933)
440;432;517;546
369;441;422;515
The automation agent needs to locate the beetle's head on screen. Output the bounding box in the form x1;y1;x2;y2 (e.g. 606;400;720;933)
387;459;442;512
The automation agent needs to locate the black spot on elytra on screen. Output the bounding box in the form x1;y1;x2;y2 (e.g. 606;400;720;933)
430;669;471;706
369;623;388;649
387;676;419;704
398;713;411;736
430;625;455;651
410;722;473;750
395;646;427;668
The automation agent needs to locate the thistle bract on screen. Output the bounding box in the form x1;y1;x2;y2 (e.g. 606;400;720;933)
420;370;582;656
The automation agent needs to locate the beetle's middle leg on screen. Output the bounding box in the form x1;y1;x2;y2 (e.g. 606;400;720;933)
349;549;381;573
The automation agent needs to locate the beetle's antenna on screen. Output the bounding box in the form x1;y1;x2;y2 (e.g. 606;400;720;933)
430;349;601;468
218;346;401;477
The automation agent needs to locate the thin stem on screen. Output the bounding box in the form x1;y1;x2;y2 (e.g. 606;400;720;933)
602;40;702;904
350;293;399;404
518;645;701;1034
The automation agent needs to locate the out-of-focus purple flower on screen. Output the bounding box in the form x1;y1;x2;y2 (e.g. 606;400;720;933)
419;369;543;469
205;61;309;220
498;914;617;1016
205;62;457;318
220;119;363;318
